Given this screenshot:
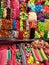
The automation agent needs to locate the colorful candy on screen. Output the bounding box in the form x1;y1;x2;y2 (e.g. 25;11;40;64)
35;4;43;14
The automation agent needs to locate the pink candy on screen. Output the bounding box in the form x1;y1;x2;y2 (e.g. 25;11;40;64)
7;0;11;8
11;0;19;9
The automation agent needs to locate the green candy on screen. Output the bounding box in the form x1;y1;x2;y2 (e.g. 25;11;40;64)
16;52;22;59
20;12;28;20
0;8;4;18
38;22;46;32
42;31;48;40
1;2;4;8
44;0;49;6
26;48;31;52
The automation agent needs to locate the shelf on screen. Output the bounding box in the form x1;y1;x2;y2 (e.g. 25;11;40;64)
0;38;49;44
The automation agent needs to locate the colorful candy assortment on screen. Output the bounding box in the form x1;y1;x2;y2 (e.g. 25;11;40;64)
0;0;49;39
23;40;49;65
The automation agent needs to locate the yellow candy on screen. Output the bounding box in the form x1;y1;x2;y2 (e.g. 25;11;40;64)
36;61;39;65
28;59;32;64
30;56;34;61
45;21;49;31
20;27;23;31
3;8;7;18
28;56;34;64
28;0;35;3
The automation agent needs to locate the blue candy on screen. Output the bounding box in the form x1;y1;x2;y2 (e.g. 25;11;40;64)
27;3;35;12
12;19;16;29
35;4;43;14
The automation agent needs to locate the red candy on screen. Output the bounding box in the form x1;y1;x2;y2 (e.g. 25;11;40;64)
43;6;49;13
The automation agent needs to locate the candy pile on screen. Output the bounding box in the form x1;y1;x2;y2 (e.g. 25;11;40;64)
0;0;49;39
23;40;49;65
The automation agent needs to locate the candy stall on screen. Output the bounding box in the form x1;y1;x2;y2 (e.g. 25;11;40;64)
0;0;49;65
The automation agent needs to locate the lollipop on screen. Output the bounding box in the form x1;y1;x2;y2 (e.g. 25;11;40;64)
35;4;43;14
